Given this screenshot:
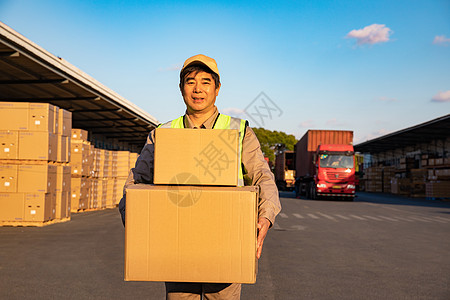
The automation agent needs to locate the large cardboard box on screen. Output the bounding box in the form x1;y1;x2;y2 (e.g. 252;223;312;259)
125;184;258;283
59;109;72;137
0;130;19;159
57;135;70;163
0;193;25;221
56;165;71;192
24;193;53;222
29;103;55;132
154;128;239;186
0;102;29;130
18;164;57;193
18;131;57;161
55;191;70;219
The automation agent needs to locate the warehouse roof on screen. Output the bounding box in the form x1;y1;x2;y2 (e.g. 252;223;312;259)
355;114;450;154
0;22;159;149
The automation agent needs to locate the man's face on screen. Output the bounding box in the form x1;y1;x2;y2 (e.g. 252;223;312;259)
181;71;220;114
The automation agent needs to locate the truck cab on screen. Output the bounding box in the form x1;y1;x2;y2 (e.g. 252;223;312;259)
313;144;356;199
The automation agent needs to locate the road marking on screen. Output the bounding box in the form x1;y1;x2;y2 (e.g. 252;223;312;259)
273;223;283;230
290;225;306;231
407;216;431;223
349;214;367;220
307;213;319;219
279;213;288;219
362;215;383;221
317;212;337;221
434;216;450;222
335;214;350;220
377;216;399;222
293;213;304;219
393;216;414;222
416;216;447;223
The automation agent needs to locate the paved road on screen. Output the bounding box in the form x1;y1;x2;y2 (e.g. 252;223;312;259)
1;192;449;299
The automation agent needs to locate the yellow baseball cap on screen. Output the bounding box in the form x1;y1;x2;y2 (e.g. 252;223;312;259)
181;54;220;79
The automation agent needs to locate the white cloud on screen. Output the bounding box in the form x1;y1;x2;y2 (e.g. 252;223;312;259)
346;24;393;45
433;35;450;45
431;90;450;103
299;120;315;128
222;107;246;117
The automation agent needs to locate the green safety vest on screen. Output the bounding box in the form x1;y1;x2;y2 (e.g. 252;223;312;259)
158;114;247;186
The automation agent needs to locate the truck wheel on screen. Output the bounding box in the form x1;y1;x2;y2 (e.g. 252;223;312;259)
311;185;317;200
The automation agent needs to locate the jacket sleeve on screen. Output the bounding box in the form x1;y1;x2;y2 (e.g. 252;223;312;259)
118;129;156;226
241;126;281;226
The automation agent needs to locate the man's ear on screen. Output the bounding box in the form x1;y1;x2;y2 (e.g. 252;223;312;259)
215;83;221;96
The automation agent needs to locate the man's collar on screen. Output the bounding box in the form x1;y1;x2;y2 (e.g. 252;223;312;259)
184;107;219;129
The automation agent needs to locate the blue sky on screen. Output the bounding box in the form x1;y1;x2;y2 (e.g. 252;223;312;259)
1;0;449;143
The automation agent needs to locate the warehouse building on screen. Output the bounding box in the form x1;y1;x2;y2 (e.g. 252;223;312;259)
354;114;450;199
0;22;159;226
0;21;159;152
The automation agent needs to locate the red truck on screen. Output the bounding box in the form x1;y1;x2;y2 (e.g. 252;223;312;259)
294;130;356;200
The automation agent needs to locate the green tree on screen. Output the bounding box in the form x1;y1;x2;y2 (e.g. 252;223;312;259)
252;127;297;164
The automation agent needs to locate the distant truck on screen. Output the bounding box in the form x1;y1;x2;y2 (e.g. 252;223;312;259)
274;145;295;191
294;130;356;200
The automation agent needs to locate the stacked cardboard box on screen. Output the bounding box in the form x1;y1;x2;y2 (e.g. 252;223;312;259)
426;168;450;199
364;167;383;192
70;129;92;212
410;169;427;198
390;177;411;195
0;102;72;226
125;128;258;284
70;135;139;212
383;167;395;193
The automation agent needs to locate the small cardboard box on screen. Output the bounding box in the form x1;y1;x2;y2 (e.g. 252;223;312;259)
154;128;239;186
72;128;88;141
124;184;258;283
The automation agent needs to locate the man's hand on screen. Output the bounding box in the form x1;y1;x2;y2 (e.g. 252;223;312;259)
256;217;271;259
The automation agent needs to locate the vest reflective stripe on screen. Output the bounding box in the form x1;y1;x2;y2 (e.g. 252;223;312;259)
162;114;246;186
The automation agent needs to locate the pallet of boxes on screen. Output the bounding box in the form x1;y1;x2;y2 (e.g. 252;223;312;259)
71;130;139;212
0;102;71;227
124;128;258;283
70;128;93;212
426;157;450;201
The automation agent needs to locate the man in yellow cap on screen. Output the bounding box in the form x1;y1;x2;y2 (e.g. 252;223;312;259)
119;54;281;299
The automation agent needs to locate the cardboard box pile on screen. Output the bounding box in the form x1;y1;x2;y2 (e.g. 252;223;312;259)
70;130;139;212
0;102;72;225
125;128;258;284
426;168;450;199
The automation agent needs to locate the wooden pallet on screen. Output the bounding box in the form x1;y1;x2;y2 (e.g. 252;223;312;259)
0;217;71;227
